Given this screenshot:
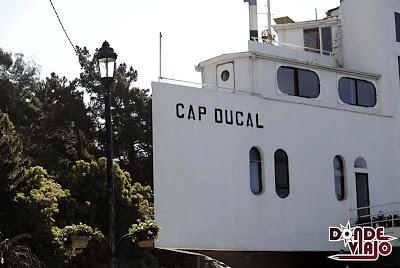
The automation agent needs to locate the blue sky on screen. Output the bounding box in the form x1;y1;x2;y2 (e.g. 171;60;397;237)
0;0;339;89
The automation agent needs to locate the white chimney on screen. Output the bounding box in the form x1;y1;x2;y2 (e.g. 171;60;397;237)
244;0;258;40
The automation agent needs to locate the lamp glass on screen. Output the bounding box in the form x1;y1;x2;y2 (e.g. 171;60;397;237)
98;57;116;78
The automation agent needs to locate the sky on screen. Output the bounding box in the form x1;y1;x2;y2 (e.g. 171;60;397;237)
0;0;339;90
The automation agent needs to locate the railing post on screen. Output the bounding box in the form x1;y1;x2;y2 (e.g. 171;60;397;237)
392;213;395;228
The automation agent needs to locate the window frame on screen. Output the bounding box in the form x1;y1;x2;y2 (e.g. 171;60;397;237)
354;157;368;169
216;62;235;90
303;26;333;55
338;77;377;108
277;66;320;99
303;27;321;53
274;149;290;199
333;156;345;201
398;56;400;85
321;26;333;55
395;12;400;42
249;147;263;195
354;158;370;220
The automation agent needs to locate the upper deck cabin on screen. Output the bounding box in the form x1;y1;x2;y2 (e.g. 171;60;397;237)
272;7;340;57
196;0;400;119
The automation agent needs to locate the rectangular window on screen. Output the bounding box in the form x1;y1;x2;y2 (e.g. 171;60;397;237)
277;66;320;98
277;67;296;95
398;56;400;83
338;77;377;107
357;80;376;107
395;12;400;42
338;78;357;105
321;27;332;55
304;28;320;53
298;69;320;98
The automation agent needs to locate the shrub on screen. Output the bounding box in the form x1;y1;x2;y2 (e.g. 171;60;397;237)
128;220;160;242
51;223;104;261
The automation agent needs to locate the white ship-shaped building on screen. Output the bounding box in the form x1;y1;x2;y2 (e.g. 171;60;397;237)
152;0;400;266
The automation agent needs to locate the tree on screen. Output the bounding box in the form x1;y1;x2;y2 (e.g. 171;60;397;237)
0;49;42;151
1;46;153;186
0;113;70;266
0;233;44;268
0;113;27;236
14;166;70;229
48;158;153;266
0;49;98;176
77;46;153;186
58;158;153;236
29;73;98;173
0;46;155;266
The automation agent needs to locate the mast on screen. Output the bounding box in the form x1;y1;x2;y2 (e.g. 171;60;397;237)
267;0;272;42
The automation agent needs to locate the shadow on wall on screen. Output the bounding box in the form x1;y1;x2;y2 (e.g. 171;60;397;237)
188;250;400;268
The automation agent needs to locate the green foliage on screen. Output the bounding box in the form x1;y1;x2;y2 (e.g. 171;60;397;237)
14;166;70;224
0;113;27;235
138;199;155;221
128;220;160;242
0;45;155;267
0;50;42;155
0;46;153;185
51;224;104;261
0;48;13;70
118;169;153;208
0;113;25;186
76;46;153;186
30;73;97;171
60;158;153;231
0;234;43;268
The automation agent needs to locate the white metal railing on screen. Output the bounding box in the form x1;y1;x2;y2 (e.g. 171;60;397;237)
251;37;332;56
349;202;400;228
158;76;253;94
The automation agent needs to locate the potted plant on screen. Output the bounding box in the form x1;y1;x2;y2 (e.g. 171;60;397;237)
386;214;400;228
128;220;160;248
355;215;371;227
52;223;104;260
375;211;386;227
394;214;400;227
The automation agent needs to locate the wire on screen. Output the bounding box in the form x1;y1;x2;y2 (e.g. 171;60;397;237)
48;0;78;55
48;0;99;83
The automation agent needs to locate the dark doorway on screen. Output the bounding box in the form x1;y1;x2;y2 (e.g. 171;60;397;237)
355;173;370;222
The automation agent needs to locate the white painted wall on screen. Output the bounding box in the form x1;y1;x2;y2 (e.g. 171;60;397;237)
153;82;398;251
273;19;340;57
341;0;400;206
275;27;304;48
152;0;400;252
249;41;337;66
201;56;253;93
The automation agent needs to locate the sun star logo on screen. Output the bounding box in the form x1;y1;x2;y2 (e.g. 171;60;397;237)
328;221;397;261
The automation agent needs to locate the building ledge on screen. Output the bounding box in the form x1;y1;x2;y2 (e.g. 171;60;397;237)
249;41;381;80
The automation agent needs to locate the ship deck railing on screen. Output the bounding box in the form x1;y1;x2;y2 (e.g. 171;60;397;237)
251;37;333;56
349;201;400;230
158;76;250;94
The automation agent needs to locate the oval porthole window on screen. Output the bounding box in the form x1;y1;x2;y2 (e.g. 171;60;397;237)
333;156;345;201
221;70;230;81
249;147;262;195
274;149;289;198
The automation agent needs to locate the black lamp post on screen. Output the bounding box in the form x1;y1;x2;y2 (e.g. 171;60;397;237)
96;40;118;268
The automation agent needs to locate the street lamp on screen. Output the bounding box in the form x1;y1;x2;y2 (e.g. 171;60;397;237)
96;40;118;268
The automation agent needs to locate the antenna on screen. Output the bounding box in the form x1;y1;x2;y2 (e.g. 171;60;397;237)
159;32;162;82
